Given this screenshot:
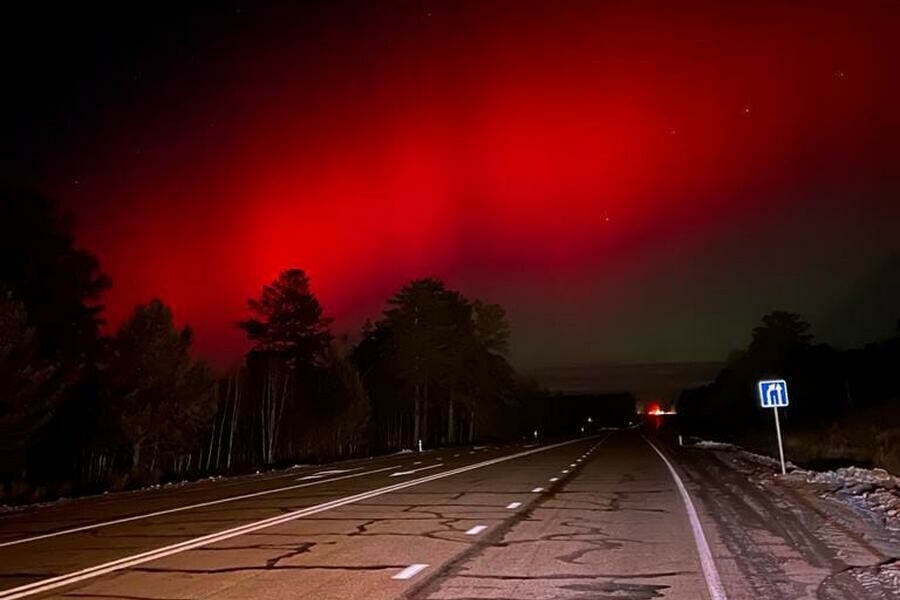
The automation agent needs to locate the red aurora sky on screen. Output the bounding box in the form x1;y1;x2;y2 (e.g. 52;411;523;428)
7;1;899;368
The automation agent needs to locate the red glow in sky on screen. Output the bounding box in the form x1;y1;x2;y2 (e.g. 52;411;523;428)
46;1;897;367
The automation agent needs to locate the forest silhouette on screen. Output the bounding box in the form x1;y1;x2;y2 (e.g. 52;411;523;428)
1;190;897;503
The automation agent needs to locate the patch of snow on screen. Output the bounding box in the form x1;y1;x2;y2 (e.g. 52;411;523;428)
790;466;900;532
692;440;739;450
693;438;900;534
690;438;799;471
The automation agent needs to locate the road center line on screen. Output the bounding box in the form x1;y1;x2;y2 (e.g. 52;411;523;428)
392;563;429;580
0;437;595;599
643;435;728;600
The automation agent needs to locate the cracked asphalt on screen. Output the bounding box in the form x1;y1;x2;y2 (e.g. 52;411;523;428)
0;431;896;599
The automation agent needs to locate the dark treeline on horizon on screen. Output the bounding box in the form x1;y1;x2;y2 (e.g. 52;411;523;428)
0;191;589;503
3;190;897;503
677;311;900;473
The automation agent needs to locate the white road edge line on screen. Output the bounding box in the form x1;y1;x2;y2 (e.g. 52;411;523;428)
392;563;429;580
0;437;596;599
465;525;488;535
643;436;728;600
0;466;399;550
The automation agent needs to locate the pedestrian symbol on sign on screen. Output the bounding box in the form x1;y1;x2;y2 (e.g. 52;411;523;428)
758;379;789;408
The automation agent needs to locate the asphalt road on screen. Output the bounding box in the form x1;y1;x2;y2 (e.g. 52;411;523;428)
0;431;895;599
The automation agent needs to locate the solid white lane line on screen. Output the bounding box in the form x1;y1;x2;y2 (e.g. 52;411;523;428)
392;563;429;580
643;436;728;600
531;487;544;493
0;437;596;599
390;464;441;477
0;466;398;550
506;502;522;509
465;525;488;535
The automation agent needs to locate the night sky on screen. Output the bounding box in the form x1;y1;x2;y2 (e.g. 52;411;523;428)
3;1;898;369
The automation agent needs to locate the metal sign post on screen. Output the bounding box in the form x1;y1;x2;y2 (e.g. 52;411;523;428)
757;379;789;475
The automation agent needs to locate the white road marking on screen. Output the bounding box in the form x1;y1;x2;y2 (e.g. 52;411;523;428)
297;475;324;480
413;461;423;465
390;464;441;477
643;436;728;600
453;454;460;457
569;463;576;467
531;487;544;493
562;470;569;474
505;502;522;509
392;563;429;580
465;525;488;535
0;466;398;550
0;436;594;599
549;477;559;482
315;468;360;475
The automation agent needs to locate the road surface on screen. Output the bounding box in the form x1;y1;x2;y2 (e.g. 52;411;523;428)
0;431;895;599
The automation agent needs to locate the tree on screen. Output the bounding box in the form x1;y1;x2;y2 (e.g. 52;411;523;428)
238;270;333;464
238;269;332;364
473;301;511;355
383;278;472;446
109;299;215;478
0;291;63;484
750;311;813;356
0;190;109;363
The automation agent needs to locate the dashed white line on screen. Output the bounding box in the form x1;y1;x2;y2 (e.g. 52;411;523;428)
531;487;544;493
562;470;569;474
506;502;522;509
392;563;429;580
465;525;488;535
0;437;596;599
549;477;559;482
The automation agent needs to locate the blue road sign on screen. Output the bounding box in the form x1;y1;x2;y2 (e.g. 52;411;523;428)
758;379;789;408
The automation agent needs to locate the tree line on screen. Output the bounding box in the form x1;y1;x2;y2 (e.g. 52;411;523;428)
0;191;561;503
676;311;900;472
